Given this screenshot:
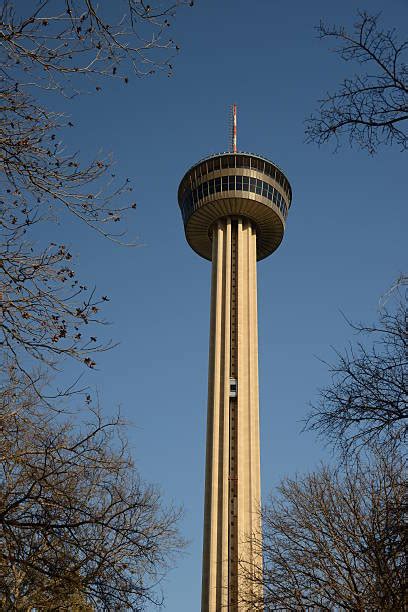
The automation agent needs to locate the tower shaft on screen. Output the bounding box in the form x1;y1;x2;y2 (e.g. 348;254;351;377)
202;216;262;611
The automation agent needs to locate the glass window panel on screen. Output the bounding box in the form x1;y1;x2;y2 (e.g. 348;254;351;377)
198;184;203;199
228;156;236;168
236;176;243;190
262;183;268;198
236;156;243;168
222;176;228;190
221;156;229;169
242;176;249;191
256;179;262;195
207;159;214;173
256;159;265;172
249;177;256;192
215;177;221;192
213;157;221;171
228;176;236;190
202;182;209;197
242;156;250;168
209;179;215;195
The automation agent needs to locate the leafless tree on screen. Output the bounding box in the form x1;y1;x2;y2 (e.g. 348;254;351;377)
240;449;407;611
0;0;190;396
305;11;408;153
0;5;189;606
0;370;185;610
305;280;407;457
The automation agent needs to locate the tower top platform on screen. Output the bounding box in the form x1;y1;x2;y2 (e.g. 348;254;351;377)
178;152;293;261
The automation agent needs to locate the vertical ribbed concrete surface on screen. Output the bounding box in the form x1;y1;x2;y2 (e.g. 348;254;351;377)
202;216;262;611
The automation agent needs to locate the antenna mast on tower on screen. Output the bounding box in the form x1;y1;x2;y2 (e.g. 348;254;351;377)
230;103;237;153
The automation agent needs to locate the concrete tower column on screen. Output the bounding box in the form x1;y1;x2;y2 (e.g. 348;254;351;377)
202;216;262;612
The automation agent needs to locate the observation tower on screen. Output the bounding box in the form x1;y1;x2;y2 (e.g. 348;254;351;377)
178;107;292;611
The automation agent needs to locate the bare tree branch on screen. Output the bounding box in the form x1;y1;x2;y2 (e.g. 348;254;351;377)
305;12;408;153
0;0;190;397
304;278;407;457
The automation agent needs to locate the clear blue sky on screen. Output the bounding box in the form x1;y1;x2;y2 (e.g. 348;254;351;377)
43;1;407;609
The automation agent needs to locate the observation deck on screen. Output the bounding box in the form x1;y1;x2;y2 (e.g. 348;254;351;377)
178;152;292;261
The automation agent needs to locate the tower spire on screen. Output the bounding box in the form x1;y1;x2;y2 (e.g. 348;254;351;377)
232;103;237;153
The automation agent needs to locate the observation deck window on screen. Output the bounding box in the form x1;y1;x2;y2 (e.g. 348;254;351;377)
181;174;289;222
269;164;277;181
184;156;290;205
252;158;265;173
